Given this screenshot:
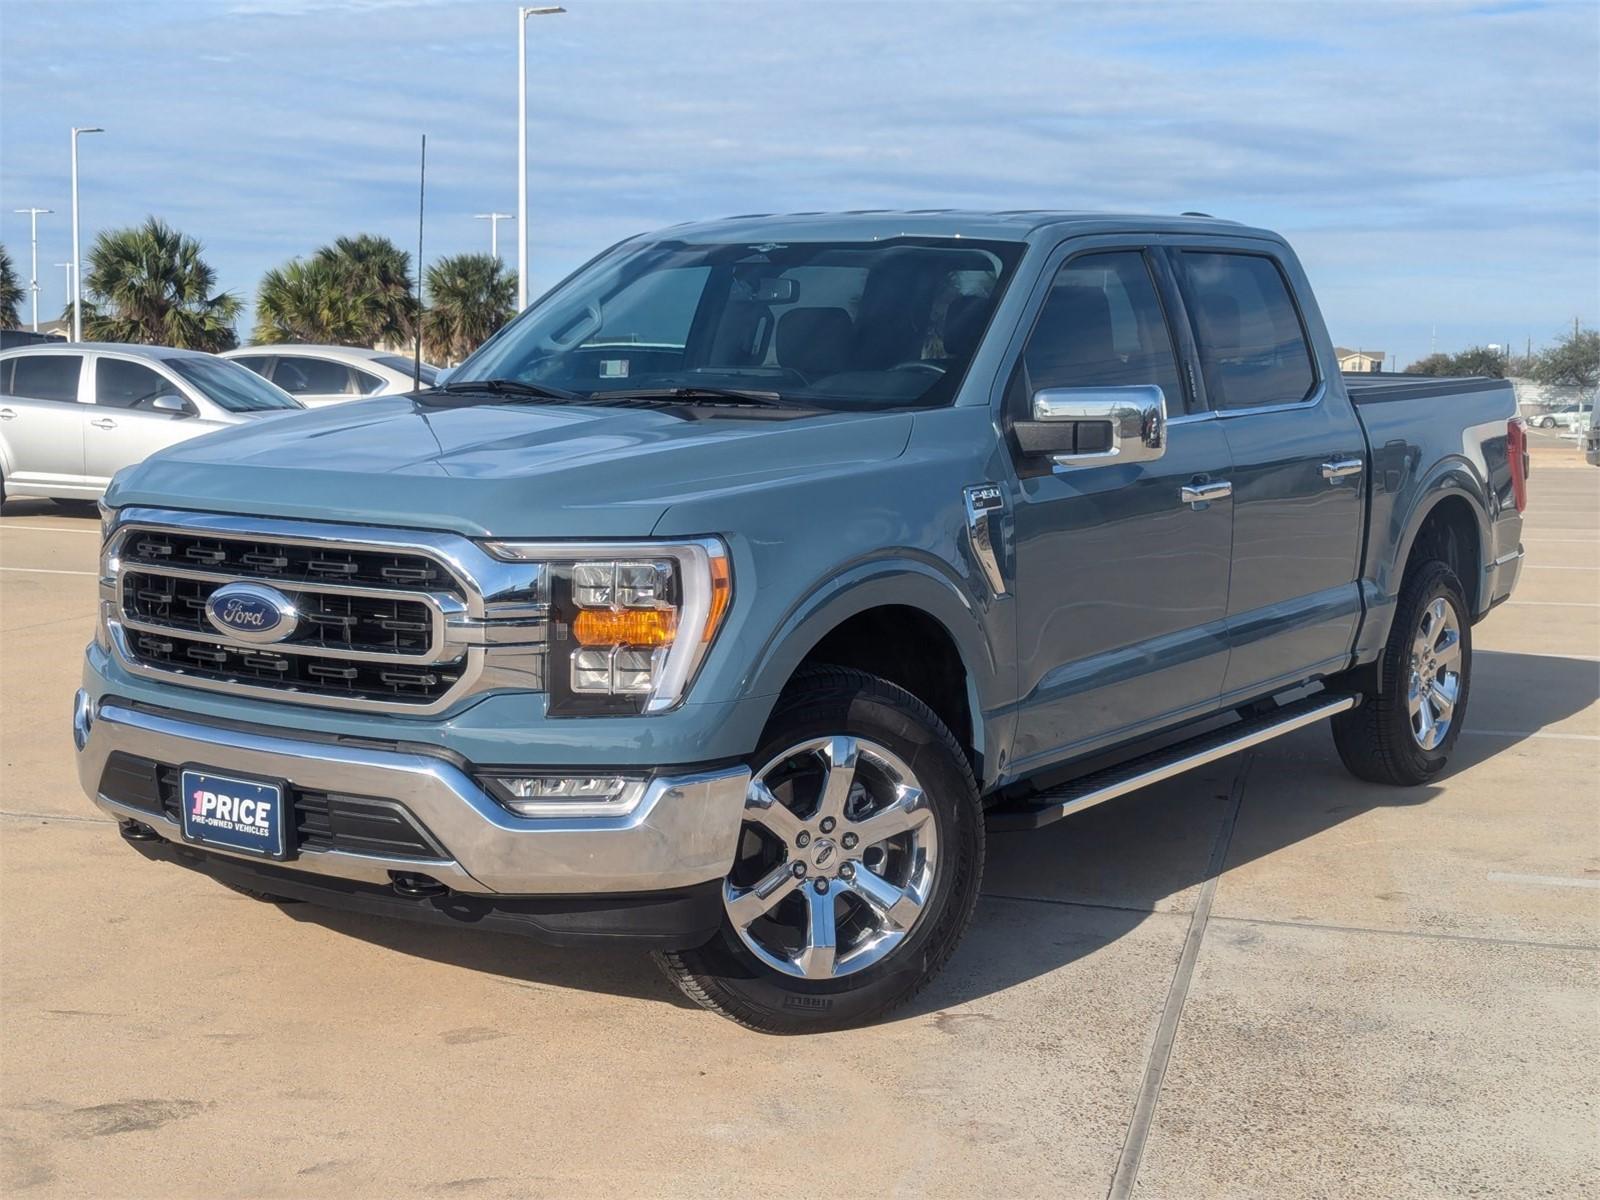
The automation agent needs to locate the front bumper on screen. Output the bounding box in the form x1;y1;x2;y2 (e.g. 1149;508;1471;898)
75;691;750;900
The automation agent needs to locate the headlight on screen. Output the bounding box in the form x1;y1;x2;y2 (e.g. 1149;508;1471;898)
481;538;732;715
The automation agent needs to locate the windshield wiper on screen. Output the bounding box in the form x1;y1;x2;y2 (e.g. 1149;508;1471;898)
589;386;794;408
433;378;584;403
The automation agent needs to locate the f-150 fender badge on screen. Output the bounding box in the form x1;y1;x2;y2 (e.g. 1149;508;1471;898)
963;484;1008;598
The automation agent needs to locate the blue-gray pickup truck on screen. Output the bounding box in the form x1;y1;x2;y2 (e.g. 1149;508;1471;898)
76;211;1528;1032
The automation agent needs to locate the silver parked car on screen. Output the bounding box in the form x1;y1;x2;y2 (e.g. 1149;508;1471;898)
0;343;303;504
221;344;436;407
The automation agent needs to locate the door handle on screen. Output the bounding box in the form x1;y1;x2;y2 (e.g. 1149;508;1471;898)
1321;458;1364;481
1181;480;1232;508
90;418;118;430
0;408;16;420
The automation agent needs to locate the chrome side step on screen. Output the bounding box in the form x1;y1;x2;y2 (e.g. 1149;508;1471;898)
987;692;1360;832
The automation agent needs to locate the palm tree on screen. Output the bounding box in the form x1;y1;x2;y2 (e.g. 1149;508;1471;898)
423;254;516;364
78;218;239;350
253;258;377;346
313;234;418;347
0;245;24;329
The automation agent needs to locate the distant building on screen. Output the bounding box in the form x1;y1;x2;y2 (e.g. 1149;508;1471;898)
1334;346;1385;373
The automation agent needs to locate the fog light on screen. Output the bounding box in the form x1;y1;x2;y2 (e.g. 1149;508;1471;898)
481;773;647;818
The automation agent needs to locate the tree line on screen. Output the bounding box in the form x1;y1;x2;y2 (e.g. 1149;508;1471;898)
1404;328;1599;390
0;217;516;364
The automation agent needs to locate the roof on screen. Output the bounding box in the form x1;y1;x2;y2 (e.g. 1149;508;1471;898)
1334;346;1386;358
223;344;397;363
0;341;214;360
642;209;1273;245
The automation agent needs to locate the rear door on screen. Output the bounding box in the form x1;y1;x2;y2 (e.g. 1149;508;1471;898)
1173;245;1366;699
270;355;360;406
0;352;89;492
84;355;215;488
1004;245;1235;773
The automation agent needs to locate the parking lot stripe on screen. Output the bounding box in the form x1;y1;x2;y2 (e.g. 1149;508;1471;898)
0;525;101;535
0;567;98;576
1207;914;1598;954
1503;600;1600;608
1486;871;1600;890
1522;564;1600;571
1462;729;1600;742
1107;756;1250;1200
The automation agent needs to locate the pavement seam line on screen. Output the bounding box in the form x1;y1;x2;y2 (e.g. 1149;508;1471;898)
0;810;115;825
1206;913;1599;954
1106;754;1250;1200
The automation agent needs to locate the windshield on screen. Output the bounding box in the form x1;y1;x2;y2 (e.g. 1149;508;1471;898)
171;357;303;413
374;354;438;386
456;237;1025;411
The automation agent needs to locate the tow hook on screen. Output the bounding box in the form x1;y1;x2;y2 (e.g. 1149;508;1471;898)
389;871;449;898
118;819;160;842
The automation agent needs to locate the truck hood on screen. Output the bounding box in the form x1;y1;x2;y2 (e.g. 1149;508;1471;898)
107;395;914;538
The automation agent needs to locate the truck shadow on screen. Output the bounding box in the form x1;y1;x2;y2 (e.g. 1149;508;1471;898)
280;649;1598;1019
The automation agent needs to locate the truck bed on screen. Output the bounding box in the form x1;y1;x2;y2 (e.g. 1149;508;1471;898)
1341;371;1510;404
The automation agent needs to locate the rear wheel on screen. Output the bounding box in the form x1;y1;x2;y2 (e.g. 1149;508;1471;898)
1333;560;1471;785
655;667;983;1033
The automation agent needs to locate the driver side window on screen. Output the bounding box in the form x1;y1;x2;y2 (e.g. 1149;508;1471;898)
1019;251;1185;415
95;359;177;411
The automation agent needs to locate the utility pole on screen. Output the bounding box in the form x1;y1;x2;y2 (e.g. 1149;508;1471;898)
13;207;52;331
70;125;104;342
474;212;514;261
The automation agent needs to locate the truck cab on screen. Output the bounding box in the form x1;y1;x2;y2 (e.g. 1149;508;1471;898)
75;212;1524;1032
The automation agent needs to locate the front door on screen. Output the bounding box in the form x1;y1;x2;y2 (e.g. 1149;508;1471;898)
1173;248;1365;699
1007;248;1234;776
84;357;209;488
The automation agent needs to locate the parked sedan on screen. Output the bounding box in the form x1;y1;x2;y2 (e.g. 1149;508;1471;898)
221;345;436;407
0;343;303;504
1533;404;1592;429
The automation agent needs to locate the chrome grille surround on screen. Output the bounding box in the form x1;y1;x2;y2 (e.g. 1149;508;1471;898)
102;508;548;715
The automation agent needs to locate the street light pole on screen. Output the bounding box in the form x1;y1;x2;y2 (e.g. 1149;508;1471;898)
12;207;53;332
70;126;103;342
474;211;514;261
517;6;564;311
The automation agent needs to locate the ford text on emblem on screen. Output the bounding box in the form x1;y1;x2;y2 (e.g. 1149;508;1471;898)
204;582;299;645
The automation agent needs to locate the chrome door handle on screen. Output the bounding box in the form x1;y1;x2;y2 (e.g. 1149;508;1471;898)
0;408;16;419
90;418;117;429
1321;458;1363;481
1181;480;1232;508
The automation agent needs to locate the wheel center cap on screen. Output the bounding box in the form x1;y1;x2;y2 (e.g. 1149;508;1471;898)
809;838;838;870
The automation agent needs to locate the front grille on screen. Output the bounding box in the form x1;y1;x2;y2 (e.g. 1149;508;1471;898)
100;752;447;861
121;530;461;596
114;524;468;707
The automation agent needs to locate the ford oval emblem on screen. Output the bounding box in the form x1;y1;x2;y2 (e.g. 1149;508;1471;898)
204;582;298;645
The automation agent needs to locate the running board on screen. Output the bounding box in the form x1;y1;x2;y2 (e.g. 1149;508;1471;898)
987;692;1361;832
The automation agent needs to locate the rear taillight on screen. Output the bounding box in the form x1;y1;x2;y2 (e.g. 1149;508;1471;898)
1506;419;1529;513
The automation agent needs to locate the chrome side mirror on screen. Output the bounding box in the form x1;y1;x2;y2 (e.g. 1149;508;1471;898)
1015;385;1166;467
150;394;193;417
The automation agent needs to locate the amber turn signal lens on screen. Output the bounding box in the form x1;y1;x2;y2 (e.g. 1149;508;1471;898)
573;607;678;647
704;553;732;643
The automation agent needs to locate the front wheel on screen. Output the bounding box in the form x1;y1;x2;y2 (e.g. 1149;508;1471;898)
1332;560;1471;785
655;667;983;1033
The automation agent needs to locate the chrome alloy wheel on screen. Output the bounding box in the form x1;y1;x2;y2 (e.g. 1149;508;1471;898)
1407;595;1463;751
724;735;938;981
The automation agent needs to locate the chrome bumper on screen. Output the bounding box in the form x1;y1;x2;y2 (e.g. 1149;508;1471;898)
74;693;750;896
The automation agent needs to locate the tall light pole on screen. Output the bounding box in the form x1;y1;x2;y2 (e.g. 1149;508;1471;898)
518;6;564;311
475;211;514;261
12;207;52;332
70;126;103;342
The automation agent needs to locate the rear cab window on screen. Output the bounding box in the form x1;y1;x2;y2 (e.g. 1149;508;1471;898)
3;353;83;402
1178;251;1317;410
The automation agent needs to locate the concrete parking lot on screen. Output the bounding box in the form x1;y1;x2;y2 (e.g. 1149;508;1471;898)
2;441;1596;1199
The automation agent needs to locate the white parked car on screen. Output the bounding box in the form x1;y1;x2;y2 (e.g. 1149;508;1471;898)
221;345;437;406
0;343;303;504
1532;404;1592;430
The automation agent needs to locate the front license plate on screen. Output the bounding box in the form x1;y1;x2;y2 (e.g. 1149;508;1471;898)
179;768;288;859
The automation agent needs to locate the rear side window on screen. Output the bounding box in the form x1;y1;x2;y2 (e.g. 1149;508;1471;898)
1019;251;1184;412
352;369;385;395
273;356;353;395
373;354;438;385
5;354;83;402
1180;252;1316;410
96;359;173;409
230;356;272;377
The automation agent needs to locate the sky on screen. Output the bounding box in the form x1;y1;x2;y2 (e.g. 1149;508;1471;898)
1;0;1596;369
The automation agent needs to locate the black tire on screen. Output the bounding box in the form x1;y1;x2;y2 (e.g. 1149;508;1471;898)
655;666;984;1033
220;881;303;904
1333;560;1472;786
